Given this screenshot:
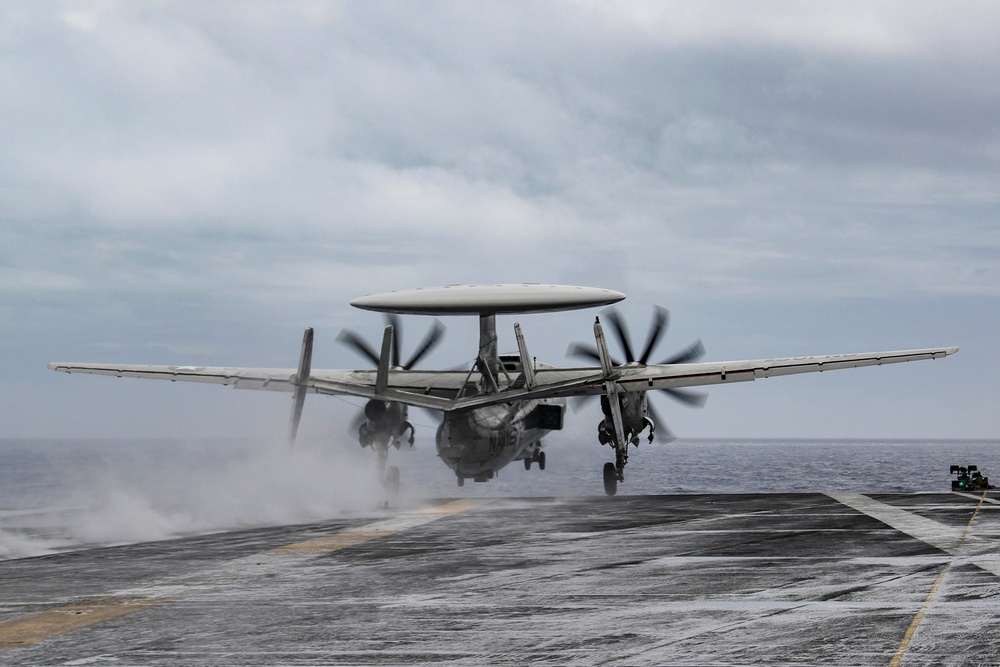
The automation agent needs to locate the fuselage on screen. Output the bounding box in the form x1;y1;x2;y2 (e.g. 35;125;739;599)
434;397;563;482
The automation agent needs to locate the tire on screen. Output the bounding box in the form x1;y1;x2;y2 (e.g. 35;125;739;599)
524;458;531;471
538;451;546;471
603;462;618;496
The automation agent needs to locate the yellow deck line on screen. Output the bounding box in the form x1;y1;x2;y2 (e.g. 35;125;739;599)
0;499;489;653
0;596;163;652
887;492;987;667
410;499;489;515
273;500;489;553
273;530;389;552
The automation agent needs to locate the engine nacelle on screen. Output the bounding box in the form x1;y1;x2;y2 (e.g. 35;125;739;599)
598;391;650;446
364;399;388;422
358;400;413;449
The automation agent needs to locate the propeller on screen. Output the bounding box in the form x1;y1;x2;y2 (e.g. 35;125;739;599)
337;315;446;448
568;306;707;428
338;314;445;370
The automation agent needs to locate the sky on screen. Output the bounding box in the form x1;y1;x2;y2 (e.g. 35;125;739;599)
1;1;998;441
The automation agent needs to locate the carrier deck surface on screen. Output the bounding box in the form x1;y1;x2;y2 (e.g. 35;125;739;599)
2;493;998;665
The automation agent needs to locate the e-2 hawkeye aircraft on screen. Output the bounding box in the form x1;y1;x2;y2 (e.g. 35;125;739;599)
48;284;958;496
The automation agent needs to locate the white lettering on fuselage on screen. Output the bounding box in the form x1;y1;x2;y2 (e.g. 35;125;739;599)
487;429;514;455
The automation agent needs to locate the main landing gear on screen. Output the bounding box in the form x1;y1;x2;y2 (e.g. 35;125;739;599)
603;462;618;496
523;450;546;471
569;306;708;498
597;419;636;496
384;465;400;497
373;443;402;500
601;437;630;496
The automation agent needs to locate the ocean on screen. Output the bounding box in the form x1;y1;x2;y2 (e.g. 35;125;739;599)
2;436;998;560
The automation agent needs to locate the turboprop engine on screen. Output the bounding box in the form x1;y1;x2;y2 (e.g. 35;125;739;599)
338;314;444;451
337;314;445;495
358;398;414;449
569;306;707;495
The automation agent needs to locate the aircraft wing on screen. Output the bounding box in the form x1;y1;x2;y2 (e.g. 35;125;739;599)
45;362;472;411
48;346;957;412
444;346;960;409
47;363;303;391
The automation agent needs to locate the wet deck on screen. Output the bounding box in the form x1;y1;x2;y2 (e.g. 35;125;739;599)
2;493;999;665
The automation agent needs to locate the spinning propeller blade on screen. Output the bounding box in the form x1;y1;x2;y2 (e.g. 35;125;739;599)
660;387;708;408
339;316;445;370
403;320;445;370
567;343;622;367
638;306;668;365
568;306;707;439
336;330;380;367
659;339;705;365
337;316;446;437
645;400;675;444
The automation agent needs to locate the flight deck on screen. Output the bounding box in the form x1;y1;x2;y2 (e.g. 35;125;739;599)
2;492;999;665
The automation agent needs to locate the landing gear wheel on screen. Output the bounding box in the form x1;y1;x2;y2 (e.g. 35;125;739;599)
603;462;618;496
384;466;400;497
524;458;531;471
538;451;546;471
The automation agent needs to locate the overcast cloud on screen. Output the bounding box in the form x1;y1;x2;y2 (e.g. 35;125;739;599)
1;1;997;440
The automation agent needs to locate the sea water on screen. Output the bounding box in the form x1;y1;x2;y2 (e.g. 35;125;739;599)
2;437;997;559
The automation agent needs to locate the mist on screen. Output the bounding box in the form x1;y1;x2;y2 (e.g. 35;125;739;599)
0;436;389;558
4;434;999;560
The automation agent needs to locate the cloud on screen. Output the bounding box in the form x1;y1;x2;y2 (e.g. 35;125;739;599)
2;1;997;438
